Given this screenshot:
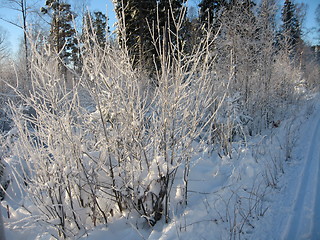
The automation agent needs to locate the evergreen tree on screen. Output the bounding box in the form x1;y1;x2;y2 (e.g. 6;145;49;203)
43;0;78;77
158;0;186;46
183;6;201;54
280;0;301;51
115;0;157;70
198;0;226;29
82;11;109;48
80;10;109;72
93;11;108;49
158;0;185;29
316;4;320;44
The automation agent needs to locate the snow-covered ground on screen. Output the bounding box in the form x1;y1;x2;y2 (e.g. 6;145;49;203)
251;96;320;240
1;95;320;240
282;102;320;240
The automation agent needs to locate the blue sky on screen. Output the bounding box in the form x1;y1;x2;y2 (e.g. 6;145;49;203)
0;0;318;55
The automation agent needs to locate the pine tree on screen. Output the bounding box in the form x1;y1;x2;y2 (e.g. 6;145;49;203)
281;0;301;51
198;0;226;29
93;11;109;49
158;0;186;44
80;10;109;71
115;0;157;70
183;6;201;54
43;0;78;77
82;11;109;47
158;0;185;27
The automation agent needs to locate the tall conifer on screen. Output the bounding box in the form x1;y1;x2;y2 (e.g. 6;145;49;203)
115;0;157;70
93;11;108;49
281;0;301;51
43;0;77;77
198;0;226;29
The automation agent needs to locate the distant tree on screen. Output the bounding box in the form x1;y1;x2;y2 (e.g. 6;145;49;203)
80;10;109;74
213;0;257;109
183;6;201;54
158;0;186;28
280;0;301;51
82;11;93;36
256;0;277;65
82;11;109;48
158;0;186;51
198;0;226;30
115;0;157;71
316;4;320;44
93;11;109;49
254;0;278;127
42;0;77;78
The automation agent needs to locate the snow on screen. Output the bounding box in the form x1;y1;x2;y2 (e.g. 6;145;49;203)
250;96;320;240
1;95;320;240
282;107;320;240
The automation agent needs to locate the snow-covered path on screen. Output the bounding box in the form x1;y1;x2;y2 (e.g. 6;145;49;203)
282;109;320;240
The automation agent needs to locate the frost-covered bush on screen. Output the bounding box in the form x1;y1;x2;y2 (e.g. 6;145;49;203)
212;93;251;157
4;15;224;238
77;21;223;227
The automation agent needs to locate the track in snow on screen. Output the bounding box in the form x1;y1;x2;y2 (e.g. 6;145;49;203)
282;113;320;240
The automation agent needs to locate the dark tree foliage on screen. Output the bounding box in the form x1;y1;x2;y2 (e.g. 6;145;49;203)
82;11;93;36
157;0;186;46
315;4;320;44
158;0;186;31
115;0;188;72
80;11;109;72
93;11;109;49
44;0;78;75
198;0;226;28
115;0;157;70
82;11;109;48
280;0;301;51
183;8;201;54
